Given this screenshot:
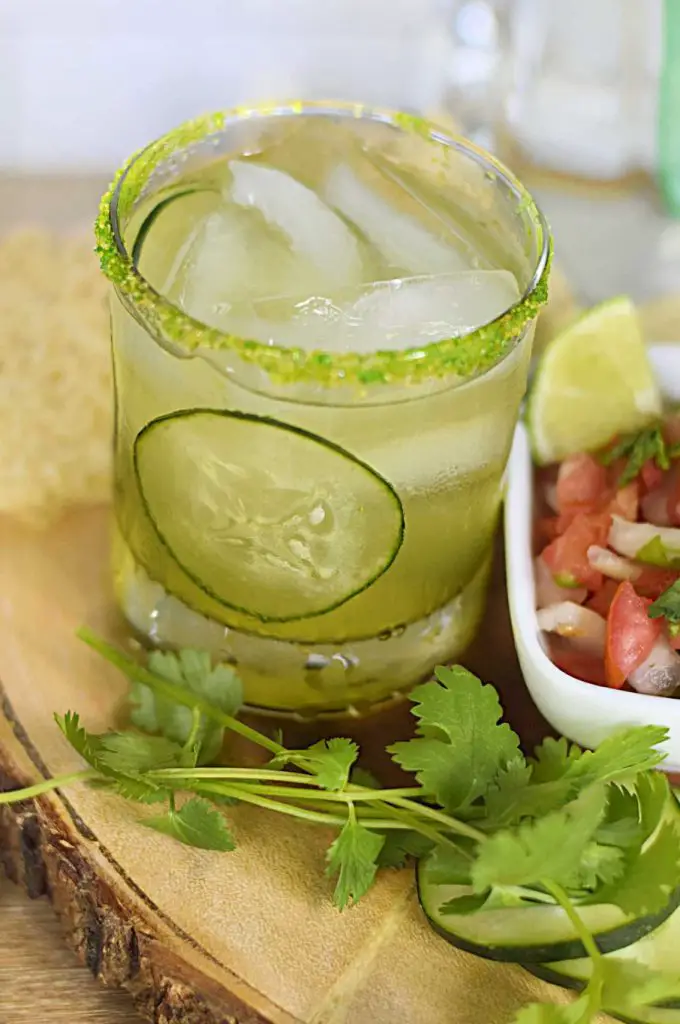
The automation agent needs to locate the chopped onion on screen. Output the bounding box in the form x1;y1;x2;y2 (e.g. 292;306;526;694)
628;635;680;696
534;556;587;609
544;483;559;513
586;545;640;582
608;516;680;560
536;602;606;655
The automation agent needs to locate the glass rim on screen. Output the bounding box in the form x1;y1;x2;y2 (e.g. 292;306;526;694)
96;99;552;388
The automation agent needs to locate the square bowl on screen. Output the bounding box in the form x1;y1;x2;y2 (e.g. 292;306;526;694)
504;343;680;771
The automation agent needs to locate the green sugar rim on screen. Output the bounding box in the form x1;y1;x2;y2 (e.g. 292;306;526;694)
95;99;552;388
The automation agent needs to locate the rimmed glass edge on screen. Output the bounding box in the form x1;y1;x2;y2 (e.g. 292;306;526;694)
95;99;552;388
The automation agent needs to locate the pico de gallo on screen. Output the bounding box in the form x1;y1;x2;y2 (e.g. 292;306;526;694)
534;415;680;696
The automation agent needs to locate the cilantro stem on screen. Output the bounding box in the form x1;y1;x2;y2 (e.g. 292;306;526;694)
543;880;602;965
387;796;486;843
78;627;285;756
150;767;324;784
0;770;95;804
543;879;604;1020
151;770;420;803
183;706;202;755
231;784;430;803
500;886;557;906
191;781;408;829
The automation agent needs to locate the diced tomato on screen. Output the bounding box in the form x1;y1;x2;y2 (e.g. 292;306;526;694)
604;581;662;688
556;454;608;515
542;513;611;590
607;481;639;521
635;565;680;600
535;516;562;547
665;463;680;527
586;579;619;617
641;459;665;493
549;641;608;686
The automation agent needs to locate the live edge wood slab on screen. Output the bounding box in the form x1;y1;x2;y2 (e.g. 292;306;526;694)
0;506;612;1024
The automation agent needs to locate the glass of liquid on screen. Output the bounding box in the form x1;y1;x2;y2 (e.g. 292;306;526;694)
97;100;550;716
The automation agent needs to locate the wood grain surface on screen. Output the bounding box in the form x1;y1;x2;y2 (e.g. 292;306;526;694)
0;508;592;1024
0;874;140;1023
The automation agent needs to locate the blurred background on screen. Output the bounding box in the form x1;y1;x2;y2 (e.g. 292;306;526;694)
2;0;679;314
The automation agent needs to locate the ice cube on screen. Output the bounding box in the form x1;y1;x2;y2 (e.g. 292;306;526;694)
344;271;520;352
167;206;310;328
228;161;363;288
322;163;473;277
197;270;519;354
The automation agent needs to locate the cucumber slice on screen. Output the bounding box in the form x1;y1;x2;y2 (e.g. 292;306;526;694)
526;902;680;1012
418;870;680;963
417;792;680;963
134;409;404;622
131;186;221;292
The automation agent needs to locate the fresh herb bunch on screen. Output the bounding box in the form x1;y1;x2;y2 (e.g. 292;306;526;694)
2;626;680;1024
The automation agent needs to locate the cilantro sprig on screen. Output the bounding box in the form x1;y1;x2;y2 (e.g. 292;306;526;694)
649;577;680;626
2;627;679;1024
598;423;676;486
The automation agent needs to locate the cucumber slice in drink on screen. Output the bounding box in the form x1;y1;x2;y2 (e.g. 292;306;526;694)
134;409;405;622
131;187;221;292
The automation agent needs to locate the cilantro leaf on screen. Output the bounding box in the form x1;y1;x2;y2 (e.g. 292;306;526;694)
376;830;434;869
97;732;184;774
569;726;668;787
567;841;625;891
325;813;384;909
131;650;242;765
422;841;475;885
56;712;174;804
472;786;607;891
483;757;532;821
649;578;680;622
586;817;680;916
440;892;490;915
595;785;644;849
599;425;670;486
350;767;381;789
601;959;680;1013
635;771;673;839
484;758;577;826
273;738;358;791
55;711;104;769
90;773;170;804
144;797;235;851
512;997;589;1023
530;736;582;783
389;666;521;812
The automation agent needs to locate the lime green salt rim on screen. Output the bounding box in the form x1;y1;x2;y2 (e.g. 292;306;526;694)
95;99;552;387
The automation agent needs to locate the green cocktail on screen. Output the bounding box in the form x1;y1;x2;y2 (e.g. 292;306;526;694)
97;101;549;715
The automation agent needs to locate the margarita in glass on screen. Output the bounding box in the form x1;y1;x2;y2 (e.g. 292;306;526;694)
97;102;549;714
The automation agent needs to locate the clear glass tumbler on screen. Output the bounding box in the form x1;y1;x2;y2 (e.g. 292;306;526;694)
96;100;550;716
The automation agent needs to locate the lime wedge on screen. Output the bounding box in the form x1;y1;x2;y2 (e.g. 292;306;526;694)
527;297;661;465
134;410;404;622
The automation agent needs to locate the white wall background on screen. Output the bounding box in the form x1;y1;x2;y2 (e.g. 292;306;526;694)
0;0;453;172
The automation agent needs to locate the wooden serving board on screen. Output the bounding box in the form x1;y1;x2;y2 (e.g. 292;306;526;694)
0;506;608;1024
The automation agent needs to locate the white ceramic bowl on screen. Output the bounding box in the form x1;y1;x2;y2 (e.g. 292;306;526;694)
505;344;680;771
